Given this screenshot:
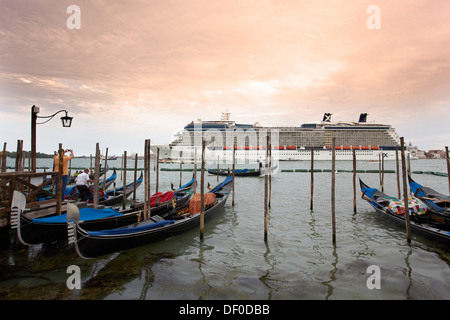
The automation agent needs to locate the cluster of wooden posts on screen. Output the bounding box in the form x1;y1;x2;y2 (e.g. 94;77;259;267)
324;137;411;244
327;138;450;245
262;136;449;245
262;136;421;244
152;137;450;245
0;140;62;229
1;136;449;247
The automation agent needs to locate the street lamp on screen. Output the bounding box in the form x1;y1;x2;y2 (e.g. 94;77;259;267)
60;112;73;127
31;105;73;172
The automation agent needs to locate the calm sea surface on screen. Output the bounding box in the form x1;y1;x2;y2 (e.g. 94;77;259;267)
1;158;450;300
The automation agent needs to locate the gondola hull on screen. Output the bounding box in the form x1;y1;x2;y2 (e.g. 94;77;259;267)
95;172;144;206
408;175;450;225
360;179;450;245
70;176;233;259
15;210;140;245
207;169;261;177
12;178;194;245
73;194;229;258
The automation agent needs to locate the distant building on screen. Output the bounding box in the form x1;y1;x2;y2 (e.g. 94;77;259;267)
416;149;426;159
425;149;445;159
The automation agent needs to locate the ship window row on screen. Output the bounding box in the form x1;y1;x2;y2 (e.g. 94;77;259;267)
174;130;398;147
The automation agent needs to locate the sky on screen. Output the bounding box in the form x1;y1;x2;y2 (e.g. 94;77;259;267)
1;0;449;156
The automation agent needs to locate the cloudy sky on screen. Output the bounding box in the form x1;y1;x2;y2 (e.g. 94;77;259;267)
1;0;449;156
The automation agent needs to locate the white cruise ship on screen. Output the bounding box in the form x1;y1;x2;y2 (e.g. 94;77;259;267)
151;112;414;163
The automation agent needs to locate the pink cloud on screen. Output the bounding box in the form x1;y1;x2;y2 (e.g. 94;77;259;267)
1;0;449;154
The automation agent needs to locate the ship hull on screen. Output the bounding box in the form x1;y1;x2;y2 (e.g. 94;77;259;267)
151;145;408;162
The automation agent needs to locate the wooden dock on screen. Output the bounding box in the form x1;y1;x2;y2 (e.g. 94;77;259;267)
0;170;61;228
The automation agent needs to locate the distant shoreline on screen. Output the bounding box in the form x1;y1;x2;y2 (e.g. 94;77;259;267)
2;152;154;160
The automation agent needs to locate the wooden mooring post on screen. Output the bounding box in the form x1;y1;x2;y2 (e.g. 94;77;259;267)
56;144;63;215
122;150;127;210
1;142;7;172
194;147;197;194
264;135;269;242
400;137;411;243
179;151;183;188
200;139;206;240
93;143;100;209
331;137;336;245
15;140;23;172
379;152;384;192
268;140;272;209
102;147;108;190
143;142;148;220
133;153;138;202
310;148;314;210
156;148;160;193
352;149;356;213
232;138;236;206
144;139;151;220
120;154;123;180
446;146;450;195
147;140;151;218
396;149;401;199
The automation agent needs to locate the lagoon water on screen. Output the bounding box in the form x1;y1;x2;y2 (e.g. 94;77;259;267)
1;158;450;300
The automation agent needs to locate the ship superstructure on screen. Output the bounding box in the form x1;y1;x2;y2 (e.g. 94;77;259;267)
152;112;409;162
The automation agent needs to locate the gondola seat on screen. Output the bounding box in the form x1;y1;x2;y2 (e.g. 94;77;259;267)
189;193;216;215
150;191;175;207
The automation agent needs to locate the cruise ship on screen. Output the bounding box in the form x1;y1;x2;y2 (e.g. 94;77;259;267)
151;112;413;163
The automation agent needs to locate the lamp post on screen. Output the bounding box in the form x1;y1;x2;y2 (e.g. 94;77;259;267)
31;105;73;172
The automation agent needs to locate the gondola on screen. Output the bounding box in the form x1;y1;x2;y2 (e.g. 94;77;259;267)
359;179;450;245
131;175;196;216
95;171;144;206
67;165;109;185
207;164;278;177
408;175;450;225
10;177;195;245
65;169;117;198
68;175;233;259
208;168;261;177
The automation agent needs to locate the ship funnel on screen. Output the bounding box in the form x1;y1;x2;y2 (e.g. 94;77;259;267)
322;113;332;122
358;113;368;123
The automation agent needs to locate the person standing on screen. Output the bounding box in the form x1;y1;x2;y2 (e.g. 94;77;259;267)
54;149;74;201
75;168;93;201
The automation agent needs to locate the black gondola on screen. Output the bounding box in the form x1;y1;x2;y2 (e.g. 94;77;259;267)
207;168;261;177
65;169;118;199
10;177;195;245
408;175;450;225
207;164;278;177
67;165;109;185
68;175;233;259
96;171;144;206
359;179;450;245
131;176;196;216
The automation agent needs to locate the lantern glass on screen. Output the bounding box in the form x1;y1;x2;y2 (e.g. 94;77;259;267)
60;115;73;127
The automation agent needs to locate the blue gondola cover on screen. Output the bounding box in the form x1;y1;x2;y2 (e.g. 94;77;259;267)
87;220;175;236
32;207;123;224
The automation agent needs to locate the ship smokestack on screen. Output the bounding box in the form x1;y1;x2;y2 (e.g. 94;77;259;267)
322;113;332;122
358;113;368;123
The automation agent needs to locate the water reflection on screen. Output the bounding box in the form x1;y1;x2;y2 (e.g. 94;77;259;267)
402;246;413;300
196;240;213;300
259;241;275;300
81;251;173;299
323;244;338;300
2;159;450;299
